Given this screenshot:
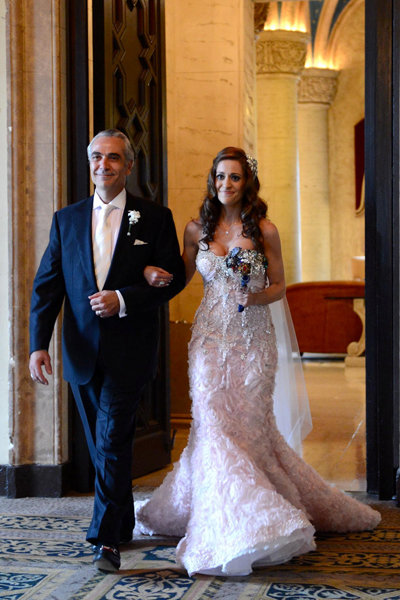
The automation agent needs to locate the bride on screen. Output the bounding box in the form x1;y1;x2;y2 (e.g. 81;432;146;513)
137;146;381;576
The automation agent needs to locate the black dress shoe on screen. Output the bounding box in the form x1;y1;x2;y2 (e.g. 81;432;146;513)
93;544;121;572
92;536;131;551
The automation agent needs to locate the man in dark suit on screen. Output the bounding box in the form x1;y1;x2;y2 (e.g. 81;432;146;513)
29;129;185;572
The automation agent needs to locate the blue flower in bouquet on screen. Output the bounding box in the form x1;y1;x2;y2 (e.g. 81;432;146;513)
225;247;266;312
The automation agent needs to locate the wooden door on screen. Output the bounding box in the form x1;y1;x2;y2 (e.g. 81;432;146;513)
67;0;171;487
365;0;400;499
93;0;171;478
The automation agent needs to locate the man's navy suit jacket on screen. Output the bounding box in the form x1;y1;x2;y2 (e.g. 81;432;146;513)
30;192;185;389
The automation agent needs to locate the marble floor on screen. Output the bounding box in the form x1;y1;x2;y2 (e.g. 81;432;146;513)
133;358;367;492
302;358;366;491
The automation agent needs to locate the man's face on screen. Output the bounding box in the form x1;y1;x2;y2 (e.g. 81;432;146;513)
89;136;133;201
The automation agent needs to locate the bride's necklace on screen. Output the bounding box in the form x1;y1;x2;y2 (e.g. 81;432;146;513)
218;220;242;235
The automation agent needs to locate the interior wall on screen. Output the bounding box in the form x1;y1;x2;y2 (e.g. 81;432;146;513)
166;0;256;323
328;0;365;280
165;0;367;297
0;0;9;463
165;0;257;417
167;0;367;417
7;0;68;468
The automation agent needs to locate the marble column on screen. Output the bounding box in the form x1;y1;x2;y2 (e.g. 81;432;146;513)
4;0;68;496
256;30;309;284
298;68;338;281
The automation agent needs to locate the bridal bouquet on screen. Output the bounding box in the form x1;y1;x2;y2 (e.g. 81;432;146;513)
226;247;268;312
225;247;253;312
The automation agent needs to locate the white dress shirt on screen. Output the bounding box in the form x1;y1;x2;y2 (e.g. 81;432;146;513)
92;189;127;317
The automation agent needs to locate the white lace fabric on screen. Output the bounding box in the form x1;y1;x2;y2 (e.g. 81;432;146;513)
136;249;381;576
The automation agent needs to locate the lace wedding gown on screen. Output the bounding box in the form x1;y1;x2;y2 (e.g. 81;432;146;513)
136;248;381;576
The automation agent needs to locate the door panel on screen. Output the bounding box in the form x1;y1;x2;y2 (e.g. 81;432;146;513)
67;0;170;485
101;0;164;203
93;0;171;478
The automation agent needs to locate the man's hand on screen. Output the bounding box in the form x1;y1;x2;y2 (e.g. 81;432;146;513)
89;290;120;318
29;350;53;385
144;265;173;287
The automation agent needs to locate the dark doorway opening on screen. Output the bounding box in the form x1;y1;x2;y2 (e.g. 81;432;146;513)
66;0;171;491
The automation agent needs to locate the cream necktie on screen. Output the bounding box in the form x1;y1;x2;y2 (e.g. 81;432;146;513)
94;203;115;290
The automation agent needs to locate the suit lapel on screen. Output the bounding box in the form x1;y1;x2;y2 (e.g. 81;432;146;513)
104;193;143;285
73;197;98;289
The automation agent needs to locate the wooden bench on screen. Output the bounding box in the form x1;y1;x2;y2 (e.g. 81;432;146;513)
285;281;365;355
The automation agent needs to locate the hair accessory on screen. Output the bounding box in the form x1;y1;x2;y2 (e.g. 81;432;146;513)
246;154;258;177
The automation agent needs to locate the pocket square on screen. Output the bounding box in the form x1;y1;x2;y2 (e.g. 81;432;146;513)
133;239;148;245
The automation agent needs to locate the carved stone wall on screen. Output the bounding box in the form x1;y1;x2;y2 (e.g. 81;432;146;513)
299;68;338;105
3;0;68;495
256;30;308;75
327;0;366;280
166;0;257;322
0;0;9;464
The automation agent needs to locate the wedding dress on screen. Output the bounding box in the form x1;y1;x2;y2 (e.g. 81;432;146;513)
136;248;381;576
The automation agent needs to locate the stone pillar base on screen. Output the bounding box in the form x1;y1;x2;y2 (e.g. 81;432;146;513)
0;464;70;498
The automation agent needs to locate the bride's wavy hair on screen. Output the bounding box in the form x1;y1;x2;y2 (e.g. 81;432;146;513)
199;147;268;254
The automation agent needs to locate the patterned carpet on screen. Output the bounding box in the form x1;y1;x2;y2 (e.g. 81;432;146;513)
0;491;399;599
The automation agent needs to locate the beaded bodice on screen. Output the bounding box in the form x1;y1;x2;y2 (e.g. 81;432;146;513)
190;248;275;361
196;247;267;290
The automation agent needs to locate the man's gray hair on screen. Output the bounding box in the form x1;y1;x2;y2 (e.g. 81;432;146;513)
87;129;135;163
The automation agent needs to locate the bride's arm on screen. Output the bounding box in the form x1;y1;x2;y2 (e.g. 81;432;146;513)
234;219;286;307
261;220;286;303
182;220;201;285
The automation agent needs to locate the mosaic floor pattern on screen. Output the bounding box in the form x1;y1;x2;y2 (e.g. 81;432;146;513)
0;496;399;599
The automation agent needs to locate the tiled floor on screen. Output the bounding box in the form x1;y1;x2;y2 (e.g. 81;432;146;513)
133;358;367;492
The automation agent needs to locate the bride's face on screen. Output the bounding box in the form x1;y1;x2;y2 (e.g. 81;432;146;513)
215;160;246;207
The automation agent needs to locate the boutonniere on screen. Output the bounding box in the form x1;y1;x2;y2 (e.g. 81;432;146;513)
127;210;141;236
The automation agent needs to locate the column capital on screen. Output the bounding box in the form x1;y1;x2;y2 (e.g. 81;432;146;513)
256;30;309;76
298;68;339;105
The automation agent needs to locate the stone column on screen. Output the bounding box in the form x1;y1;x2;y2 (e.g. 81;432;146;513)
256;30;309;284
3;0;68;496
298;68;338;281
